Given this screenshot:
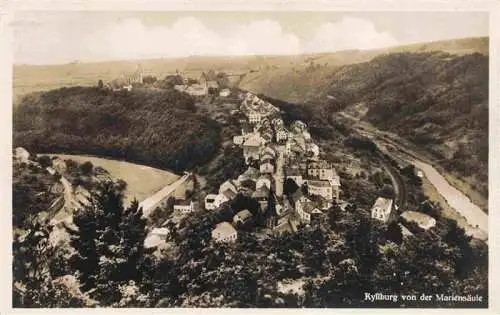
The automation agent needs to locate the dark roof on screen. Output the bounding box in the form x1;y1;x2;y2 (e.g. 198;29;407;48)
175;199;192;206
285;167;302;176
308;180;332;187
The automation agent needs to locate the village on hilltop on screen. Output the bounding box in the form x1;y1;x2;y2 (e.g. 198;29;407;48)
149;89;436;245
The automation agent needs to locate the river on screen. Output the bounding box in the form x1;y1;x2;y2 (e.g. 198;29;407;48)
411;159;488;238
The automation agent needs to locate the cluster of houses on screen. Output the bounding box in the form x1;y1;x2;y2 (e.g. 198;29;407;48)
209;92;346;243
106;65;144;91
174;72;231;97
369;196;436;236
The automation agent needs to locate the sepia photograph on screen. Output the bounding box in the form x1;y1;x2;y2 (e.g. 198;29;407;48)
6;2;495;310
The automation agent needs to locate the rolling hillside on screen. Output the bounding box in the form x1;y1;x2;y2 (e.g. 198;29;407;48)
13;37;487;103
12;36;488;202
240;39;488;203
13;87;221;173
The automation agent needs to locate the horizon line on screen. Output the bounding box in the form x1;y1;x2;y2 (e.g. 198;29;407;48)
13;35;488;67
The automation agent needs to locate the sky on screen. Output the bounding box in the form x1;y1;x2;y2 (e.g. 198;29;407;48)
11;11;489;65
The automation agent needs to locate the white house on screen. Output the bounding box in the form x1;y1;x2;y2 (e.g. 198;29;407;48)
233;135;245;145
212;222;238;243
204;194;218;210
14;147;30;163
185;84;207;96
275;129;288;143
242;133;262;162
295;198;317;224
248;111;262;124
173;200;195;213
371;197;396;223
213;188;237;209
233;209;253;226
214;193;229;208
307;180;334;201
219;180;238;195
308;160;338;182
219;88;231;97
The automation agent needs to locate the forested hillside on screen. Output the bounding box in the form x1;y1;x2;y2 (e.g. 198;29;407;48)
243;50;488;200
13;87;221;172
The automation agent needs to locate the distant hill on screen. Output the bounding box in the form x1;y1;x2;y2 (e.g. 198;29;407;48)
13;87;221;172
13;37;487;102
245;47;488;201
238;37;488;103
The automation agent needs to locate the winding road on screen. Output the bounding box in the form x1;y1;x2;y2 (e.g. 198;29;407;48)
340;111;488;239
139;173;191;217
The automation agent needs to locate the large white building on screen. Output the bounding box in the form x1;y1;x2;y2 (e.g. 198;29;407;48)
173;200;196;213
371;197;396;223
212;222;238;243
307;180;334;201
248;111;262;124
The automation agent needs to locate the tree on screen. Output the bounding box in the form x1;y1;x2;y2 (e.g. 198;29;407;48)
142;75;157;85
68;181;149;306
37;155;52;168
79;161;94;176
385;221;403;244
13;221;89;307
97;80;104;89
284;178;299;195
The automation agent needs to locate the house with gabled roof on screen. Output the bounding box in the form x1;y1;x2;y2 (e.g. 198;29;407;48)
275;128;288;143
212;222;237;243
307;179;334;201
252;185;270;213
242;133;262;162
256;174;273;190
173;200;196;213
219;180;238;195
205;194;218;210
237;167;260;183
233;209;253;227
371;197;396;223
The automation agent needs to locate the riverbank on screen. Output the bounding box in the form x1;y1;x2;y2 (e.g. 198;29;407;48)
412;160;488;240
342;113;488;215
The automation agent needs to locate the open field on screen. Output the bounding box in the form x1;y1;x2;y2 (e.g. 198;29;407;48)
49;154;180;206
13;37;487;103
